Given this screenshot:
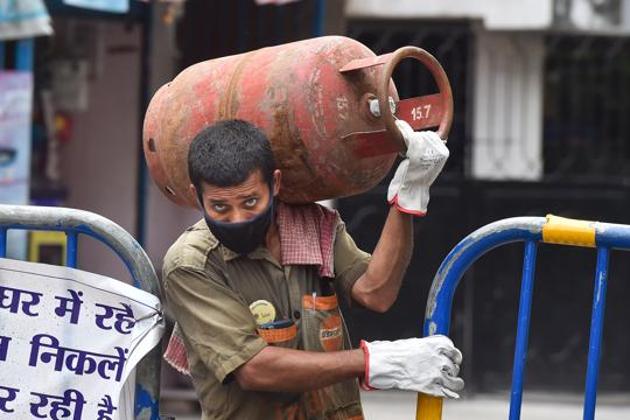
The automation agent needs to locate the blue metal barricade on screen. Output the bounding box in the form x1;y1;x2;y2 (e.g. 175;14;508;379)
0;204;164;419
416;214;630;420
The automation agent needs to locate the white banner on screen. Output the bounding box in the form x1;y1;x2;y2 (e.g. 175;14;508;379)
0;258;164;419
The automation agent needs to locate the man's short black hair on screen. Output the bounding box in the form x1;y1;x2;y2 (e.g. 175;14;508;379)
188;119;276;191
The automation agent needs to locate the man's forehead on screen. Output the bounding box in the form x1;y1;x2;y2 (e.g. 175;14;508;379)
202;170;267;199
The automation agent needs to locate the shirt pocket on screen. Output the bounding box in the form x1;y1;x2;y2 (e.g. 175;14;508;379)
256;320;298;349
301;293;344;352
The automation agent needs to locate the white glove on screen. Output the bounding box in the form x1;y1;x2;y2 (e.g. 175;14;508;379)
387;120;450;216
360;335;464;398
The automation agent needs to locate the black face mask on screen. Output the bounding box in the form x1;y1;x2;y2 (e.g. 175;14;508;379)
201;192;275;256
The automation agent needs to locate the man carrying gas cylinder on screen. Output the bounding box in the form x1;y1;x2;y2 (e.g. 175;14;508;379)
162;118;464;419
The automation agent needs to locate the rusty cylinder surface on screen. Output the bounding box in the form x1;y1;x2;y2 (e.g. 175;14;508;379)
143;36;400;207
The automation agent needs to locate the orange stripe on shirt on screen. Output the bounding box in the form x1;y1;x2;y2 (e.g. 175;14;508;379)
257;323;297;343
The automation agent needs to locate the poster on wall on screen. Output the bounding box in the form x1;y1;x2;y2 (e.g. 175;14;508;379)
0;72;33;259
255;0;302;4
0;0;53;40
0;258;164;419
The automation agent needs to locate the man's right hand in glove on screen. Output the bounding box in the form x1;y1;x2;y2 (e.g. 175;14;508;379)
360;335;464;398
232;335;463;396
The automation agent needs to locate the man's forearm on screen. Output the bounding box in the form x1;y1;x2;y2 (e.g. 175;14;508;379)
234;347;365;392
351;207;413;312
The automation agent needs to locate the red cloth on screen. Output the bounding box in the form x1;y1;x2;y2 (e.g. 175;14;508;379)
164;202;338;375
277;202;338;278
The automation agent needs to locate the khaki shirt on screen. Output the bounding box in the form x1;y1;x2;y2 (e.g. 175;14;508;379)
163;214;371;420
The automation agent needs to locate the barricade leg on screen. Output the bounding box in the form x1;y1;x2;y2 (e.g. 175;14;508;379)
416;393;442;420
508;240;538;420
0;228;6;258
583;247;610;420
66;232;78;268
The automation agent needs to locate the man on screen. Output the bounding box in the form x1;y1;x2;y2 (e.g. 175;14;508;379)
163;119;463;419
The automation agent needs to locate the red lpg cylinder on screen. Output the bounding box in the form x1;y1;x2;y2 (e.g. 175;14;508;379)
143;35;453;207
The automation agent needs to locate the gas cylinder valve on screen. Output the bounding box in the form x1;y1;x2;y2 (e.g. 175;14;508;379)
369;97;397;118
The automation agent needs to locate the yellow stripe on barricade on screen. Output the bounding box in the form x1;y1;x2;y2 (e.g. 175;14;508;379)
416;394;442;420
542;214;596;248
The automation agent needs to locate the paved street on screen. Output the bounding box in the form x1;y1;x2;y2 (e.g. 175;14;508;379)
363;391;630;420
171;390;630;419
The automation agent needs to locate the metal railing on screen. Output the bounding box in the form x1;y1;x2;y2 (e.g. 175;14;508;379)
416;214;630;420
0;204;164;420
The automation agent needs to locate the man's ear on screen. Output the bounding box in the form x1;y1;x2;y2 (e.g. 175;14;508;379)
272;170;282;197
189;184;202;210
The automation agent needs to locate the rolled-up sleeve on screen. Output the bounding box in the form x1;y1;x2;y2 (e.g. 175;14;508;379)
164;266;267;383
333;221;371;303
